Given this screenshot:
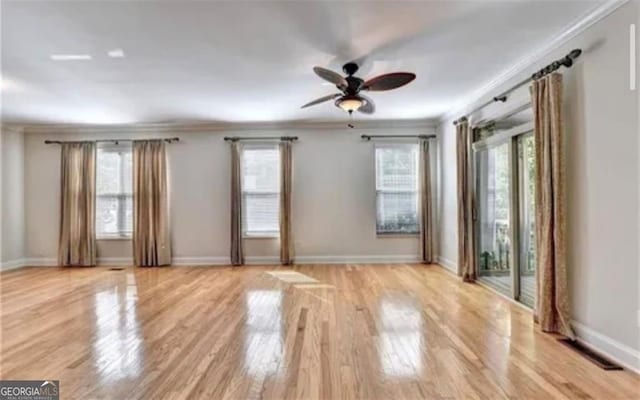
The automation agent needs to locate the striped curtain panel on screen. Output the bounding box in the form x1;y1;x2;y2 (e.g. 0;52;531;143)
133;140;171;266
456;119;476;281
279;141;294;265
419;138;434;263
230;141;244;266
531;73;574;338
58;142;97;266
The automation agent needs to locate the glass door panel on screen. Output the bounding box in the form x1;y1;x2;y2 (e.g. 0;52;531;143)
476;142;512;296
517;133;536;307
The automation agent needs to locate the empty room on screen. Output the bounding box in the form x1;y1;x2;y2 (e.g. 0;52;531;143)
1;0;639;399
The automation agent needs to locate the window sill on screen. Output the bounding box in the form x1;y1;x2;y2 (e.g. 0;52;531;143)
243;234;280;239
97;236;132;241
376;233;420;238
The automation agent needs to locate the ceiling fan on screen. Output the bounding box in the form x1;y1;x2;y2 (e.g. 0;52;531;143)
301;62;416;115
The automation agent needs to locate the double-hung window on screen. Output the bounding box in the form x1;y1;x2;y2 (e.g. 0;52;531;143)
241;144;281;237
96;143;133;239
375;143;419;235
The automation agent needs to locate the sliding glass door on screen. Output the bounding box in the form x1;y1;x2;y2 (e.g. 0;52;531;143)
476;142;512;297
474;121;536;307
517;133;536;307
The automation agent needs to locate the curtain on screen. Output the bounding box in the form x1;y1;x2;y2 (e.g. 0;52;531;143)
58;142;97;266
230;141;244;266
456;119;476;281
531;73;574;338
133;140;171;266
279;141;294;265
419;139;434;263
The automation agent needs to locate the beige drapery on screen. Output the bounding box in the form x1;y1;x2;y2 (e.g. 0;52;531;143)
133;140;171;267
456;119;476;281
531;73;574;338
279;141;294;265
58;142;97;266
419;139;434;263
230;141;244;266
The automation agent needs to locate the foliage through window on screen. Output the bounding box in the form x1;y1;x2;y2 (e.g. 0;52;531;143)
375;144;419;235
96;143;133;238
242;144;280;237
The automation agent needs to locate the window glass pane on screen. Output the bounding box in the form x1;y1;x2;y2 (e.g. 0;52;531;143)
241;145;280;235
244;193;279;234
96;144;133;237
96;151;121;194
96;195;120;236
376;192;419;234
376;146;418;191
242;147;280;192
375;144;419;234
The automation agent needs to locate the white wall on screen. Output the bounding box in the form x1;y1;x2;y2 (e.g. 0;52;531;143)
437;2;640;369
1;127;26;268
23;124;436;265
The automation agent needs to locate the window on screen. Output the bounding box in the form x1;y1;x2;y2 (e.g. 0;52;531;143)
375;144;419;235
96;143;133;238
241;144;280;237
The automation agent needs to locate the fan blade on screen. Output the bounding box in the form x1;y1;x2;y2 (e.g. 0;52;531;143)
301;93;340;109
363;72;416;91
313;66;348;88
358;95;375;114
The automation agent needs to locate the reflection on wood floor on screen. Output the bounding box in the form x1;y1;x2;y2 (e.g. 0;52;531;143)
1;264;638;399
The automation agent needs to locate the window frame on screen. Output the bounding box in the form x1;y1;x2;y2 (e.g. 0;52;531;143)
96;143;133;240
240;143;281;239
374;142;420;237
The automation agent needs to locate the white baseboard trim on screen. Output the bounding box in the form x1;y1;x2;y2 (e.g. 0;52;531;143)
176;255;422;265
572;321;640;374
295;255;421;264
6;254;422;268
98;257;133;266
436;255;458;274
172;257;229;266
22;258;57;267
0;259;28;271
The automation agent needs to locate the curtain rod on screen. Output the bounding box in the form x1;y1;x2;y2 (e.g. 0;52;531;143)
453;48;582;125
44;137;180;144
361;134;436;141
224;136;298;142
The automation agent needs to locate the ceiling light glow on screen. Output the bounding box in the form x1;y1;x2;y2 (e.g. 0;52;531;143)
336;96;365;113
50;54;92;61
107;49;125;58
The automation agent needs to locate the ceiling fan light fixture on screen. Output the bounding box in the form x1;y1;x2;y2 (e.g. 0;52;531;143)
336;95;366;113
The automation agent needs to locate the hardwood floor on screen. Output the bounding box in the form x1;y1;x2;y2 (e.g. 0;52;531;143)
1;264;638;399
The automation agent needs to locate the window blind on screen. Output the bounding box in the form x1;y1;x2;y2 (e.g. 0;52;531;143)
375;144;419;234
96;143;133;238
242;145;280;236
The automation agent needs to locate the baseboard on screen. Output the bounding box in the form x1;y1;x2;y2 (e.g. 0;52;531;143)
0;259;28;271
294;255;421;264
97;257;133;266
436;255;458;274
572;321;640;374
172;257;229;266
9;254;422;268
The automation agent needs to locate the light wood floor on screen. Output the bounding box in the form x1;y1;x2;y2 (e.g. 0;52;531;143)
1;264;638;399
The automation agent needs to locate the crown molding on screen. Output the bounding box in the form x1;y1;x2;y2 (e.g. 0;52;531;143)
1;124;24;133
441;0;629;122
13;118;437;135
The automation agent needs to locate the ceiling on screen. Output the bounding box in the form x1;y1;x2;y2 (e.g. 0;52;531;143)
1;0;601;126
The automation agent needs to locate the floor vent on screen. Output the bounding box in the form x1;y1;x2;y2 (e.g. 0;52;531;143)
108;267;125;271
558;338;623;370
